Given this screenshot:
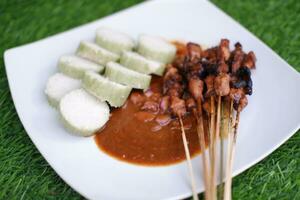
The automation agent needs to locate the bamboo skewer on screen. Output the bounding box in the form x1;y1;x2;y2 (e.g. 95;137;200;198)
224;102;240;200
208;96;216;200
209;96;215;165
178;116;199;200
210;95;222;200
193;100;210;200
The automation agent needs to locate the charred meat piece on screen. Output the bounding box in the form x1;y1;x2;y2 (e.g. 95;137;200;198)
218;39;230;61
214;73;230;96
187;42;202;62
231;42;245;73
234;66;253;95
187;62;204;79
164;67;182;82
243;51;256;69
237;95;248;112
167;88;180;97
141;101;159;113
170;96;187;117
229;88;245;110
236;66;251;79
188;77;204;101
186;97;197;111
160;96;170;113
149;92;162;102
245;78;253;95
232;79;247;88
204;75;215;97
203;47;218;62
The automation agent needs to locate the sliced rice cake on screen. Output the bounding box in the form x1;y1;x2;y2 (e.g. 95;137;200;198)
105;61;151;89
59;89;109;137
96;27;135;55
137;35;176;64
45;73;81;108
120;51;166;76
83;71;131;107
76;41;119;65
58;55;104;79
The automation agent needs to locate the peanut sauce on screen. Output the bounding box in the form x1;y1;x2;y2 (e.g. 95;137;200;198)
94;76;204;166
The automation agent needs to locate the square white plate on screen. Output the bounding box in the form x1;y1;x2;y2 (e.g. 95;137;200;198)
4;0;300;199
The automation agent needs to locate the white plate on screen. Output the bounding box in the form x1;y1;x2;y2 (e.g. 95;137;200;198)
4;0;300;199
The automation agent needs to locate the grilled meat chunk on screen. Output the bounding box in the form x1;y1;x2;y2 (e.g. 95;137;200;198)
243;51;256;69
188;77;204;101
218;39;230;61
214;73;230;96
170;96;187;117
204;75;215;97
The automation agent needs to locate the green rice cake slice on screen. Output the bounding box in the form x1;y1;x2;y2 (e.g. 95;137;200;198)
76;41;119;65
105;61;151;89
96;27;135;55
137;35;176;64
58;55;104;79
83;71;131;107
120;51;166;76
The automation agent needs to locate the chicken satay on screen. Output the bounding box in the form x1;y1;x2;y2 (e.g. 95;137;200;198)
243;51;256;69
237;95;248;112
186;97;197;112
232;66;253;95
170;94;198;200
214;73;231;97
218;39;230;61
231;42;245;73
164;66;182;82
170;96;187;117
187;42;202;63
188;77;204;101
228;88;248;111
204;75;215;98
203;47;218;63
187;62;204;79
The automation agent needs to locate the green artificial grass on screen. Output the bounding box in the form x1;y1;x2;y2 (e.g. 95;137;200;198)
0;0;299;199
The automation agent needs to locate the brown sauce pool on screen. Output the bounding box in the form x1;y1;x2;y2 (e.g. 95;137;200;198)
94;76;206;166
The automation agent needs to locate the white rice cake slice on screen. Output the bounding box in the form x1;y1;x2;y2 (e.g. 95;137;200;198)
137;35;176;64
83;71;131;107
105;61;151;89
58;55;104;79
76;41;119;65
120;51;166;76
59;89;109;137
45;73;81;108
96;27;135;55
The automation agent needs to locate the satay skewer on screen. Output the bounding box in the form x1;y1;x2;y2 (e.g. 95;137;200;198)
211;95;221;200
178;115;199;200
193;104;210;200
188;78;211;200
224;110;240;200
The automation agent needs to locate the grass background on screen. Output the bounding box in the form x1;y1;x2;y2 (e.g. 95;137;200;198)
0;0;299;199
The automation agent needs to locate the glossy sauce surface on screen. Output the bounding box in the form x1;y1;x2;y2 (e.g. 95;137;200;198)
94;76;203;166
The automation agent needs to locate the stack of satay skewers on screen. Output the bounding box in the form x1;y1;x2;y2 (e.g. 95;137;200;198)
164;39;256;200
